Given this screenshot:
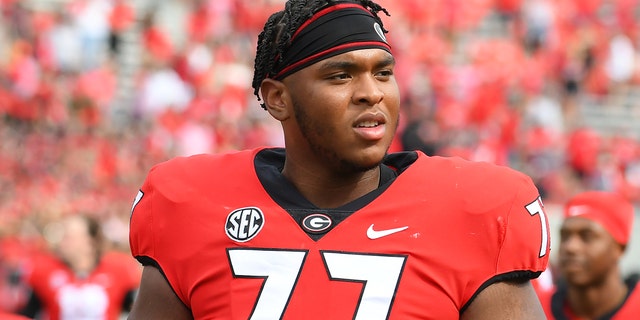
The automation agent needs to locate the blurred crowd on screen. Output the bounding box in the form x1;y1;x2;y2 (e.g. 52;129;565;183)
2;0;640;315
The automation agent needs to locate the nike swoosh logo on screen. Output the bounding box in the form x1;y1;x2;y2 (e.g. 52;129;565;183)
367;224;409;239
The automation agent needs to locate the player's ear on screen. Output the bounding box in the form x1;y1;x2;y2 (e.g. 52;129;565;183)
260;78;290;121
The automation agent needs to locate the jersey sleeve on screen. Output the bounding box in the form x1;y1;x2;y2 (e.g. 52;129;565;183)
129;167;156;266
128;162;186;274
128;161;191;303
448;157;550;282
454;163;551;312
129;159;191;264
128;156;215;307
497;172;550;276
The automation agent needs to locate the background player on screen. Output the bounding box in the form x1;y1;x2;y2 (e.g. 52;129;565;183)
18;214;140;320
538;191;639;319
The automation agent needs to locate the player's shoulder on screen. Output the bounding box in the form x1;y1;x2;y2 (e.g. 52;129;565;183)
139;148;268;204
144;148;266;189
150;148;259;177
100;250;139;268
99;251;142;283
407;154;540;215
415;154;533;187
27;251;62;269
22;251;66;283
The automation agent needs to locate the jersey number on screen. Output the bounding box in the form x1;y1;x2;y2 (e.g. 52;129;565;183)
525;196;549;258
227;248;407;320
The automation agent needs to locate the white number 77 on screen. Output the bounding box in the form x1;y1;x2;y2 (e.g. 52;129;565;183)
228;248;407;320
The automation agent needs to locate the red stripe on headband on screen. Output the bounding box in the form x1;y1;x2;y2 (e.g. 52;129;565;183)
273;41;391;79
292;3;373;40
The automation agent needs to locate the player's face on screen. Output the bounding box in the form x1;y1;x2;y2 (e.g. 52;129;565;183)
58;217;94;259
284;49;400;172
53;216;100;275
558;217;623;287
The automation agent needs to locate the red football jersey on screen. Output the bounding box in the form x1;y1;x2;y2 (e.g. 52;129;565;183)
24;251;140;320
539;277;640;319
130;148;550;319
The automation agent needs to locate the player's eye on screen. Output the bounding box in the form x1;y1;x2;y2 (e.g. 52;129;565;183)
329;73;351;80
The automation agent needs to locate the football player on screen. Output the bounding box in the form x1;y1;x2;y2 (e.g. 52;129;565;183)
128;0;551;318
19;214;140;319
538;191;639;319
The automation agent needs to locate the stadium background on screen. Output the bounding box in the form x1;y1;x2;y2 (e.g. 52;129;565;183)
1;0;640;312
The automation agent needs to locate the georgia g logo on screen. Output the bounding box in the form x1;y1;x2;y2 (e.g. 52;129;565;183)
302;213;332;234
225;207;265;242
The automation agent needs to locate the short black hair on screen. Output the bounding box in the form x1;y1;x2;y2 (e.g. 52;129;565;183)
251;0;390;110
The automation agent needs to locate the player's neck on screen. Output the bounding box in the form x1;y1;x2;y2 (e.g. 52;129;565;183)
567;271;628;319
281;161;381;209
65;254;99;279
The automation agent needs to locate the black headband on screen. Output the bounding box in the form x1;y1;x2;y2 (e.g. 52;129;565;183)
271;2;391;80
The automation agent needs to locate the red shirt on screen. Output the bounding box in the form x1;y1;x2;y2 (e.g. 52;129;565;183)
24;251;140;320
130;148;550;319
540;277;640;320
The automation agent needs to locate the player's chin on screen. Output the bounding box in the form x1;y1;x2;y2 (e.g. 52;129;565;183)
352;146;388;169
564;275;593;287
559;258;586;273
560;269;591;286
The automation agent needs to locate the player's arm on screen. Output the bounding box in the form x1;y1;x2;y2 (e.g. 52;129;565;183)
128;266;193;320
461;168;549;319
461;279;545;320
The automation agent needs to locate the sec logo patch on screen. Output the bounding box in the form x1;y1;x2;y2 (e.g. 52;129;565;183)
226;207;264;242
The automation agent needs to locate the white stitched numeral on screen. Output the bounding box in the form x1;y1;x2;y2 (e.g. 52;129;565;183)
525;196;549;258
227;249;407;319
322;251;407;320
228;249;307;320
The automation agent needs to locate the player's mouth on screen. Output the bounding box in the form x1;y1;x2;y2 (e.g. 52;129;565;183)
353;115;386;141
559;258;586;272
